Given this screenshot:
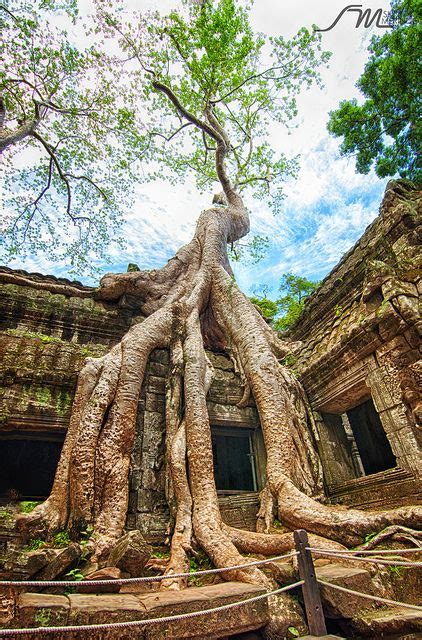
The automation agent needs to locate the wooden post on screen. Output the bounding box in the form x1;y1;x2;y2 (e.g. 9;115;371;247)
294;529;327;636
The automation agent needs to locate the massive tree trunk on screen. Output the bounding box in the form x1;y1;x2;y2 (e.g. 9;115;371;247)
16;101;421;589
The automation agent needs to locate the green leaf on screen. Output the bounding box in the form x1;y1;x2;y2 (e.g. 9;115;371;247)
327;0;421;182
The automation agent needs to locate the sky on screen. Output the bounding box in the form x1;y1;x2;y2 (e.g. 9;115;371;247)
4;0;393;297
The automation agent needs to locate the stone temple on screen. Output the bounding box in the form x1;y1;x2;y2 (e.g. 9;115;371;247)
0;180;421;637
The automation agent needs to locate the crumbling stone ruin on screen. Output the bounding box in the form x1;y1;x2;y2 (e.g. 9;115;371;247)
0;180;420;637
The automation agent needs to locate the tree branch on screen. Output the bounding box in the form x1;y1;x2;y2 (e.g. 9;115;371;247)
0;117;39;152
31;131;92;221
210;65;286;105
152;80;221;144
0;95;5;130
151;122;193;143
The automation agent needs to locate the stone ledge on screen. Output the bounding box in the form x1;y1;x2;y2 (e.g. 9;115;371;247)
14;581;269;640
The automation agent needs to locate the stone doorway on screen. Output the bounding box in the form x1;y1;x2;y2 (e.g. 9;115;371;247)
211;426;258;493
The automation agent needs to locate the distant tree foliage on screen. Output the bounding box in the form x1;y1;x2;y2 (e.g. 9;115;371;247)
0;1;143;272
250;272;320;331
327;0;421;182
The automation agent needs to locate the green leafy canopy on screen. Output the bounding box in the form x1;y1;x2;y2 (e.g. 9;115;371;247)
1;0;144;272
327;0;421;182
1;0;331;271
106;0;331;208
251;273;320;331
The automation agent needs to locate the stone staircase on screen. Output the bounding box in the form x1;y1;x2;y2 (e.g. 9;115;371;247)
1;532;420;639
315;562;422;637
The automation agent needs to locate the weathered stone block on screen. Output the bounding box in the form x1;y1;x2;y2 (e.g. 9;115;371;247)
366;367;401;411
262;593;307;640
36;543;80;581
316;564;374;618
138;581;269;640
18;592;69;627
108;530;152;577
68;593;145;624
79;567;122;593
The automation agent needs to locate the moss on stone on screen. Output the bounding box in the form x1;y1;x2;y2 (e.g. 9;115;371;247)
4;329;62;344
35;386;52;407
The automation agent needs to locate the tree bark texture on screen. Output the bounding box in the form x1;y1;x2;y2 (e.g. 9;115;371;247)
16;101;421;587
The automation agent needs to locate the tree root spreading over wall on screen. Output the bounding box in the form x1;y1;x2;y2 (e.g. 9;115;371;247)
14;107;421;591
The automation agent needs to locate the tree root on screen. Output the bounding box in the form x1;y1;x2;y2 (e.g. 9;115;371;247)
354;525;422;552
15;196;421;587
0;269;94;297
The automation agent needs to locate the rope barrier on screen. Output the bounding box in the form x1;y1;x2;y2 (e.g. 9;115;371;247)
0;550;298;588
2;533;421;637
307;549;422;567
307;546;422;555
318;579;422;612
0;580;305;636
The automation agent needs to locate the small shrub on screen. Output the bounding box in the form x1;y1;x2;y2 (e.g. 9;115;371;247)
66;568;84;581
24;538;45;552
64;568;85;594
80;524;93;547
0;507;13;523
19;501;41;514
151;549;170;559
52;530;71;548
364;532;377;543
34;609;52;627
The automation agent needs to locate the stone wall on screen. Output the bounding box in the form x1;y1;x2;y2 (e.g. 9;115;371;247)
126;348;262;541
289;180;421;508
0;179;420;539
0;275;261;539
0;276;134;439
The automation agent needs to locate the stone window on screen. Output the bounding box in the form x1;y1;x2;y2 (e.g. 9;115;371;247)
346;398;396;475
320;397;396;488
211;426;258;493
0;434;64;503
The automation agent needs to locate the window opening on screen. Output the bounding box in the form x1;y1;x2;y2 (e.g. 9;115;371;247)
346;398;396;475
211;427;257;493
0;434;64;503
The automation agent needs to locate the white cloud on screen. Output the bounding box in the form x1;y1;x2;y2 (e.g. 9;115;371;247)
5;0;392;291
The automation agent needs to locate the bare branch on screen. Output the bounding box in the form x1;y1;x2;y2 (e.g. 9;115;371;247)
151;122;193;143
66;173;108;199
31;131;72;215
210;65;285;105
0;95;5;129
152;80;221;143
0;4;20;23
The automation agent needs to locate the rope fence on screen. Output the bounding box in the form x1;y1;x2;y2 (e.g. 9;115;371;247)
0;581;305;636
307;548;422;567
307;546;422;555
318;579;422;612
1;530;421;637
0;550;298;588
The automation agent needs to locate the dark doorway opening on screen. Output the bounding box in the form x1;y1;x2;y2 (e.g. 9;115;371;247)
346;399;396;475
0;434;64;503
211;427;257;493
